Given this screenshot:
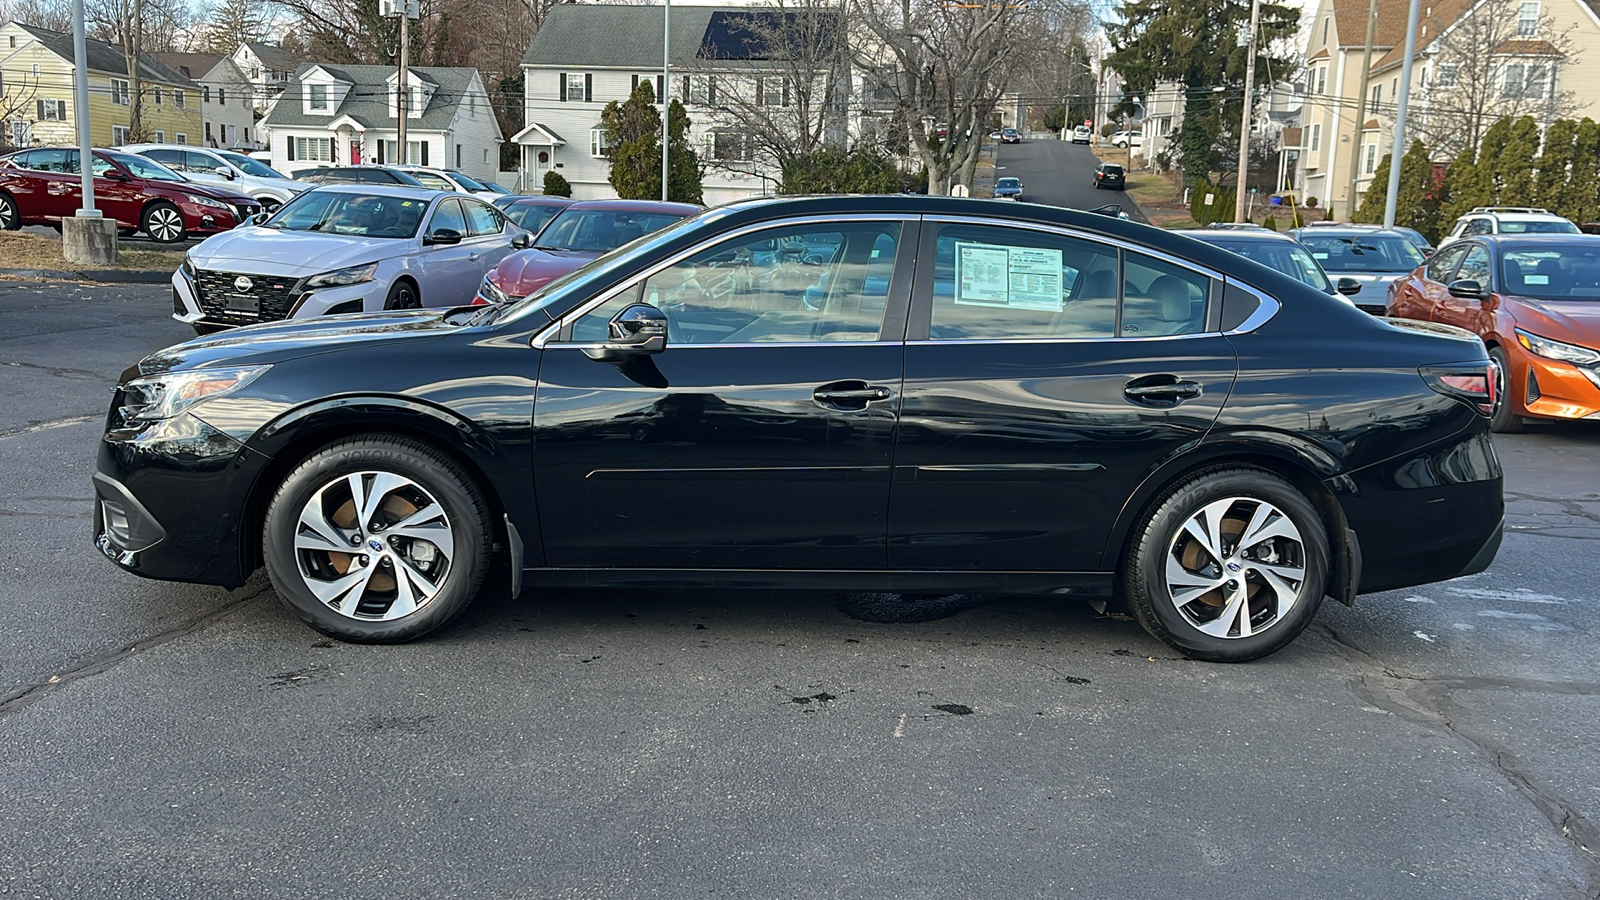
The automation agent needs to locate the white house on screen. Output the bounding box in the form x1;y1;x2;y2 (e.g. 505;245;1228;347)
154;52;259;149
232;41;297;114
260;63;504;183
516;5;848;202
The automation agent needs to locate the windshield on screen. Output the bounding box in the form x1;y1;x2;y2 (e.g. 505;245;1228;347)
996;178;1020;189
217;151;288;179
407;170;456;190
477;180;511;194
1501;245;1600;300
104;151;187;182
1298;233;1424;273
505;202;565;235
445;171;489;191
1500;219;1580;235
1208;239;1333;292
536;208;691;253
264;191;429;238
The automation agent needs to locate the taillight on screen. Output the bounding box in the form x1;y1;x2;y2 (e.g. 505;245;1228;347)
1421;362;1495;416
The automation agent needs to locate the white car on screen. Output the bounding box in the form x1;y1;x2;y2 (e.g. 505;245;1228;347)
1071;125;1092;144
387;165;502;200
1437;206;1580;249
1110;130;1143;149
120;143;310;211
171;185;530;333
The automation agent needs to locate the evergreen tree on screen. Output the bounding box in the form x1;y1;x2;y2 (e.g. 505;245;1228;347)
602;82;703;204
1442;117;1512;222
1566;118;1600;225
1395;139;1441;242
1496;116;1540;207
1534;119;1577;214
1353;152;1392;224
780;147;899;195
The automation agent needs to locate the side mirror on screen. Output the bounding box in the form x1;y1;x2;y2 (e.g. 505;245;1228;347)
1447;279;1485;300
510;232;531;250
248;211;269;225
1336;277;1362;296
215;166;236;180
583;303;668;362
425;228;463;246
104;169;129;181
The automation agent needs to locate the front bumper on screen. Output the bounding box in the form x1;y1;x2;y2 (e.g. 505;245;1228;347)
1506;346;1600;422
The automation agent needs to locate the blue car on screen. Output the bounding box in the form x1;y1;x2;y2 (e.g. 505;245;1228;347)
993;177;1024;201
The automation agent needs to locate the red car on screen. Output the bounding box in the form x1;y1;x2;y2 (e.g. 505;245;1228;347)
0;146;261;243
1387;234;1600;432
475;199;700;303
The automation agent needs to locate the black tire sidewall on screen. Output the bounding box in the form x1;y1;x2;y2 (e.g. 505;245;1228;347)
0;192;19;230
1125;468;1329;662
384;279;420;310
1487;346;1526;433
263;437;491;643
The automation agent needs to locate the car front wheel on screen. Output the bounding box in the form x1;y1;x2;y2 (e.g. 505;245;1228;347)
1123;466;1328;662
142;201;187;243
0;191;19;230
1488;346;1526;433
262;436;493;642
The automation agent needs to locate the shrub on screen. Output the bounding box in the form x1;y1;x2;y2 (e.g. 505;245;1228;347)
543;171;572;197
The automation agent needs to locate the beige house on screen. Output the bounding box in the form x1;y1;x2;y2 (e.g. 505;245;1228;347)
1298;0;1600;219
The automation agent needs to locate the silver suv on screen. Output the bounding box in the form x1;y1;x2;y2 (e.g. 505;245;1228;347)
119;143;309;211
1439;206;1579;248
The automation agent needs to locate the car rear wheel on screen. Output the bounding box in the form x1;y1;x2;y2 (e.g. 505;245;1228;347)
1487;346;1526;434
384;279;420;310
263;436;493;642
142;201;186;243
0;191;19;230
1123;467;1328;662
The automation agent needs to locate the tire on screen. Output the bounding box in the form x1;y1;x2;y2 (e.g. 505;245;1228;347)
0;191;19;230
262;435;493;642
1487;346;1526;434
1123;466;1329;662
142;201;186;243
384;278;421;310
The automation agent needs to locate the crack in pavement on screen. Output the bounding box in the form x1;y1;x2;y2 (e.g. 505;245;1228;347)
0;414;100;440
0;360;111;382
1313;622;1600;897
0;583;273;719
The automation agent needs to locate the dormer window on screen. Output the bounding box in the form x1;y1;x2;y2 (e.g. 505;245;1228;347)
309;84;328;111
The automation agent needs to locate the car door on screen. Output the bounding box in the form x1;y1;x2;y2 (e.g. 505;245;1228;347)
460;197;517;276
532;217;915;569
415;197;478;305
1393;242;1468;321
26;149;79;220
889;217;1238;572
87;153;145;227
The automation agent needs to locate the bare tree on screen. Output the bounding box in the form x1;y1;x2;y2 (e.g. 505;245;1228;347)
1414;0;1580;158
0;70;42;150
850;0;1068;194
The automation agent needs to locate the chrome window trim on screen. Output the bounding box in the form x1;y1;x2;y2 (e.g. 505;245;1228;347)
1223;279;1282;335
910;332;1224;346
531;213;917;349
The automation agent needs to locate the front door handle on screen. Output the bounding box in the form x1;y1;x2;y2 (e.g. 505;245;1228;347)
1124;377;1203;404
814;381;894;409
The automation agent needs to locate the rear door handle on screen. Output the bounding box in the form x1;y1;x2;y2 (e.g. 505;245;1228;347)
1124;378;1203;403
814;381;894;409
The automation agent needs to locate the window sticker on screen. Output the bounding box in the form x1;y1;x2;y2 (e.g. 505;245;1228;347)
1312;252;1329;259
953;242;1064;311
1525;274;1549;284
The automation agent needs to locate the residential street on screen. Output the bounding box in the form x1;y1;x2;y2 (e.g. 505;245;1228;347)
2;279;1597;899
993;137;1149;223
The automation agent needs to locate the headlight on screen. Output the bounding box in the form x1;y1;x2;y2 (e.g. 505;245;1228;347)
478;274;511;304
185;193;228;209
118;366;270;423
1516;329;1600;366
305;263;378;290
180;255;195;278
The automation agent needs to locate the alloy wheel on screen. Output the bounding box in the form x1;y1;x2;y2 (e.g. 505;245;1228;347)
147;206;184;242
292;470;456;621
1163;496;1307;639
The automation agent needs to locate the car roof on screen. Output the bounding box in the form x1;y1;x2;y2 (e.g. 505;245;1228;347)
508;196;576;205
564;199;702;214
1477;234;1600;248
1291;226;1409;237
306;184;453;201
1172;229;1302;244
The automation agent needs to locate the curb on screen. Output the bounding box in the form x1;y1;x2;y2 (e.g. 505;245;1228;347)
0;267;172;284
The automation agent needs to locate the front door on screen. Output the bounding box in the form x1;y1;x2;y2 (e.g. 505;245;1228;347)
533;218;915;569
889;218;1238;572
1435;243;1492;329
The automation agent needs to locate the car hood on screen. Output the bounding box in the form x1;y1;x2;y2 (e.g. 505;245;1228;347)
1328;271;1406;295
187;227;406;275
487;248;598;296
129;308;458;377
173;180;257;203
1505;297;1600;346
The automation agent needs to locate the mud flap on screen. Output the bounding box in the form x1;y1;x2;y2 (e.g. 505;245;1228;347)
1329;526;1362;607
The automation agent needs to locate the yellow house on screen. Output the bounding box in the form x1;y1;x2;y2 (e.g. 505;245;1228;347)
1;21;203;150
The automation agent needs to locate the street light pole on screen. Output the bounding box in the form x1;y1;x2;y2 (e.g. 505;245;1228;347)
661;0;671;202
397;8;408;164
1233;0;1262;222
71;0;94;213
1383;0;1423;228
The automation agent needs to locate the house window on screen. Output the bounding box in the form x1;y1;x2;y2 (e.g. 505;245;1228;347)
1321;16;1329;44
219;87;226;105
294;136;333;161
1315;67;1326;95
112;125;129;144
204;86;211;102
706;131;754;161
1364;142;1377;174
1503;64;1525;97
1524;64;1548;98
758;76;788;107
154;86;163;105
379;140;426;164
567;72;586;102
591;128;610;158
174;89;184;108
1310;123;1321;152
309;84;328;110
154;130;164;142
686;75;715;105
1517;1;1539;35
176;133;187;144
36;99;67;121
1436;64;1458;87
111;78;130;106
1371;84;1381;107
205;122;213;141
455;144;462;167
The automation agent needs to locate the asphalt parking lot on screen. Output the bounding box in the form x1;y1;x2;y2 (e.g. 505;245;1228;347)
2;278;1597;899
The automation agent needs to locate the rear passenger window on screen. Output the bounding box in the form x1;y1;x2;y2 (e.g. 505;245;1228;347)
1122;252;1209;336
928;223;1119;339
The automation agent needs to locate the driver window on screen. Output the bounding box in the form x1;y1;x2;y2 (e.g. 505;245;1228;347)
462;200;503;237
1425;244;1468;283
428;198;467;237
90;155;117;177
1455;246;1491;287
568;222;901;344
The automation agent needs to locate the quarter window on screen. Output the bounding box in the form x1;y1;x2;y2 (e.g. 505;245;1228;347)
570;222;902;344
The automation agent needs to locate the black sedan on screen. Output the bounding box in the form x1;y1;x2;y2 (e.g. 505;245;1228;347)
94;196;1503;661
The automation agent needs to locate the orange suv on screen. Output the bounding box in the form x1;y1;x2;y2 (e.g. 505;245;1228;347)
1387;235;1600;431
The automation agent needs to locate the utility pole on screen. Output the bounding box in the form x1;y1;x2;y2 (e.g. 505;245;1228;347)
397;5;409;164
1233;0;1262;222
661;0;671;202
1383;0;1423;228
1345;0;1379;220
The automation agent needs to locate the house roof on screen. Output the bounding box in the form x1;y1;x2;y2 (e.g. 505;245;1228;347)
152;52;227;81
261;64;488;134
521;5;837;69
1489;39;1565;55
242;41;298;73
11;23;197;86
1367;0;1475;70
